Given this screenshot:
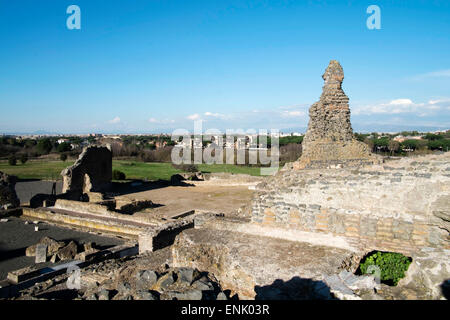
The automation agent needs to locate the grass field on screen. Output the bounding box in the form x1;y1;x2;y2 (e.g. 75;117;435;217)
0;160;261;181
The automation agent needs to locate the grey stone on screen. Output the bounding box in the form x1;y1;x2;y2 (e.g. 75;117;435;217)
136;270;158;290
117;281;132;293
35;244;47;263
135;290;158;300
167;290;203;300
98;289;110;300
86;293;98;300
176;267;197;285
56;241;77;261
216;292;227;300
157;272;174;291
192;279;214;291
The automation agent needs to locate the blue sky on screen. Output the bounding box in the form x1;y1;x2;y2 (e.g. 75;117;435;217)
0;0;449;134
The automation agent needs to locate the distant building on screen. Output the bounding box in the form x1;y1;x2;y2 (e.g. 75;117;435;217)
393;135;423;143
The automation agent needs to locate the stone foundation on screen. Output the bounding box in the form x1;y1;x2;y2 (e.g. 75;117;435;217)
252;153;450;256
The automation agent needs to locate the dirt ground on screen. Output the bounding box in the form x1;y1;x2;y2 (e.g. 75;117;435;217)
115;183;255;219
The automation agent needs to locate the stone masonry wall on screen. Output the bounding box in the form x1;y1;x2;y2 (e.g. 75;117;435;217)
294;60;378;169
252;153;450;256
61;145;112;198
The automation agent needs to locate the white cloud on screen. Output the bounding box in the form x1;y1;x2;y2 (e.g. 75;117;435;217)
148;117;176;125
108;116;121;124
410;69;450;81
281;110;305;117
389;99;413;106
204;112;220;117
353;98;450;117
187;113;201;120
204;111;231;120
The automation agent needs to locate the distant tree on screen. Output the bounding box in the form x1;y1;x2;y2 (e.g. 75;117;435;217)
364;137;374;151
401;139;427;151
166;140;176;146
8;155;17;166
60;153;68;162
278;136;302;146
20;153;28;164
424;133;442;141
36;138;53;154
57;142;72;153
427;139;450;151
388;140;400;155
24;139;37;148
373;137;390;152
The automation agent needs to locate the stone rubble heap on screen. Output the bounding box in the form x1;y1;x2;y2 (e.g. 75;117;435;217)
25;236;98;263
82;267;229;300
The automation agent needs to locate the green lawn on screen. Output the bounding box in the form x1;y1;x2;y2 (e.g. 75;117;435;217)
0;160;261;181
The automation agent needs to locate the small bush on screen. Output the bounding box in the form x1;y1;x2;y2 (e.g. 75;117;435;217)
172;163;199;172
359;251;411;286
60;153;68;162
20;153;28;164
112;169;126;180
8;155;17;166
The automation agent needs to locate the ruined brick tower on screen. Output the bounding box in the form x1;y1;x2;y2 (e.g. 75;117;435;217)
294;60;378;169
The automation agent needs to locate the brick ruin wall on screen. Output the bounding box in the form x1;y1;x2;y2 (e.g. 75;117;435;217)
294;60;379;170
61;145;112;198
251;153;450;256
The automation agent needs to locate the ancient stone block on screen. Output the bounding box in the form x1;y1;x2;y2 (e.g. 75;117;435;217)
139;230;155;254
35;244;47;263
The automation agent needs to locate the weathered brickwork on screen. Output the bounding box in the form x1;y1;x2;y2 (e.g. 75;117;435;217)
61;145;112;199
293;60;379;169
252;153;450;255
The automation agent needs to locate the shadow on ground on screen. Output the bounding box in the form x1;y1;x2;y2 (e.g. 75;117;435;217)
440;280;450;300
109;179;194;197
254;276;335;300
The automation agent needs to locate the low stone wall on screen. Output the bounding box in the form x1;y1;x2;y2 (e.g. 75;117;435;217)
251;153;450;256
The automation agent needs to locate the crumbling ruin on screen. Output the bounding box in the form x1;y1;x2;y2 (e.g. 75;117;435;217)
0;171;20;210
61;145;112;199
2;61;449;301
169;61;449;300
293;60;378;169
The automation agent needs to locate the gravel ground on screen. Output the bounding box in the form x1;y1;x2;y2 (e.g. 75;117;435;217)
15;180;63;204
0;216;124;280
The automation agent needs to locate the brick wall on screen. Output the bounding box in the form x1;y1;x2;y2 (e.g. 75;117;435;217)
252;154;450;255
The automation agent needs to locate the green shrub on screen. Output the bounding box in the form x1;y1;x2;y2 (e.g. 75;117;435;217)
36;138;53;154
112;169;126;180
359;251;411;286
60;153;68;162
8;155;17;166
57;142;72;153
20;153;28;164
172;164;199;173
